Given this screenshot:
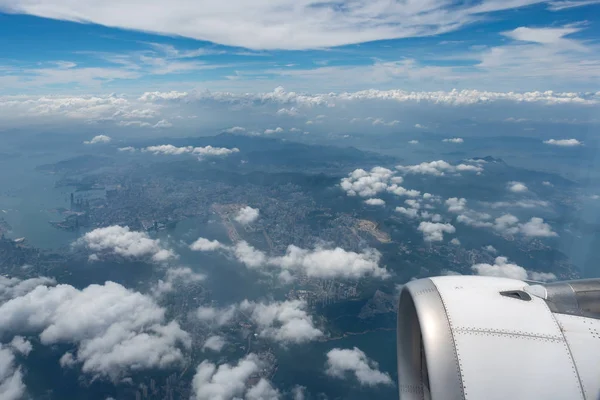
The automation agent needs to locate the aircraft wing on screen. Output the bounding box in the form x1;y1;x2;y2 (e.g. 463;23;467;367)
397;276;600;400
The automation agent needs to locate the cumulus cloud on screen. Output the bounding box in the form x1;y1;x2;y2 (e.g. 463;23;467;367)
224;126;246;133
152;267;205;297
340;167;394;197
418;222;456;242
472;256;556;282
270;245;388;279
235;206;260;225
529;271;558;282
364;198;385;206
0;280;191;380
507;181;528;193
446;197;467;213
83;135;111;145
325;347;393;386
442;138;464;143
191;238;389;280
484;245;497;253
142;144;239;157
190;238;226;253
191;354;267;400
196;305;238;328
450;238;461;246
240;300;323;344
196;299;322;345
0;276;56;302
203;335;226;352
264;127;284;135
519;217;558;237
408;140;419;144
76;225;175;263
246;379;280;400
395;207;419;219
396;160;482;176
117;146;136;152
543;138;583;147
0;344;26;400
9;337;32;356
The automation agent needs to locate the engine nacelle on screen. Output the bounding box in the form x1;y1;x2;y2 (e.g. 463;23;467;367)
397;276;600;400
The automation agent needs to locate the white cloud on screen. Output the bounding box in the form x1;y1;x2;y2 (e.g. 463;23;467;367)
224;126;246;133
446;197;467;213
0;276;56;302
484;245;497;253
408;140;419;144
507;181;529;193
240;299;323;344
364;198;385;206
76;225;175;263
264;127;284;135
269;245;388;279
420;211;442;222
142;144;239;157
395;207;419;219
325;347;393;386
190;238;389;280
152;267;205;297
233;241;269;269
152;119;172;128
0;280;191;381
0;1;555;51
340;167;394;197
472;256;557;282
190;237;227;251
547;0;600;10
485;199;549;208
529;271;558;282
0;344;26;400
276;107;300;117
397;160;482;176
117;146;136;152
292;386;306;400
246;379;280;400
542;181;554;187
472;256;528;280
418;222;456;242
196;305;238;328
450;238;461;246
9;337;32;356
234;206;260;225
83;134;111;145
203;335;226;352
543;138;583;147
519;217;558;237
191;354;265;400
442;137;464;143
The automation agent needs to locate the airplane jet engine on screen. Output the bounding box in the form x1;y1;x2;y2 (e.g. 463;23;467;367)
397;276;600;400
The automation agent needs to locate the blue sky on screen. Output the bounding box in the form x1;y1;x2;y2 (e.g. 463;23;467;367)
0;0;599;94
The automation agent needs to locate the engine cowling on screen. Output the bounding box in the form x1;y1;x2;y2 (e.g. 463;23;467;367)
397;276;600;400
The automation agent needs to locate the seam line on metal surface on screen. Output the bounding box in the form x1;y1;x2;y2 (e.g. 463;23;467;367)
547;300;586;399
430;281;467;400
454;327;563;341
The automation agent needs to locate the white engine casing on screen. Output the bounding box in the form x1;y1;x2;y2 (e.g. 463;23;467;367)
397;276;600;400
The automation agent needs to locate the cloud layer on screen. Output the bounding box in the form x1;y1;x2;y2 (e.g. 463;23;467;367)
472;256;557;281
0;0;562;50
76;225;175;262
0;279;191;380
191;354;278;400
325;347;393;386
